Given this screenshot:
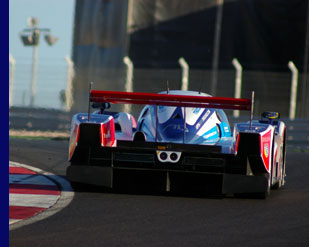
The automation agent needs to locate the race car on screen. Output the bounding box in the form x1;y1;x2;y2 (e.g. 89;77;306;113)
67;89;286;198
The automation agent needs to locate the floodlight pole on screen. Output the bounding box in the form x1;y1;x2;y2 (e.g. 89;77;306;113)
30;34;38;107
9;54;16;108
20;17;57;107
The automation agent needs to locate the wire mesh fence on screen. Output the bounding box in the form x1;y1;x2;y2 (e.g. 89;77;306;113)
9;57;70;110
9;55;308;119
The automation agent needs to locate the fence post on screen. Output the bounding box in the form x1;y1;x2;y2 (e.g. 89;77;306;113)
123;56;134;112
9;54;16;108
65;56;74;112
232;58;242;118
178;57;189;91
288;61;299;120
29;43;38;107
211;0;224;96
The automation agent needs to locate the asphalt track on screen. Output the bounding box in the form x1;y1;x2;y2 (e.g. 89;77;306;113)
9;138;309;247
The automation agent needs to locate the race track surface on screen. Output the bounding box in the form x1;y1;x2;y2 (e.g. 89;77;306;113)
9;138;309;247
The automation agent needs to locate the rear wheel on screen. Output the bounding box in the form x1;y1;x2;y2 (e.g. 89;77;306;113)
273;130;286;189
234;173;271;199
66;161;87;191
255;136;275;199
254;173;271;199
272;162;283;189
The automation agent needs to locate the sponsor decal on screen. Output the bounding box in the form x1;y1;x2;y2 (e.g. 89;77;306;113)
260;129;272;172
204;131;216;139
157;146;166;150
264;143;269;158
202;110;211;121
105;130;111;139
193;108;201;114
195;108;210;130
101;118;115;147
262;136;271;142
195;110;212;131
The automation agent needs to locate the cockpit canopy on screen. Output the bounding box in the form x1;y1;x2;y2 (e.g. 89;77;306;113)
137;91;231;144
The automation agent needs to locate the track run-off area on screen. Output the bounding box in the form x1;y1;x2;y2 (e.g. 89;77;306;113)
9;162;61;225
9;137;309;247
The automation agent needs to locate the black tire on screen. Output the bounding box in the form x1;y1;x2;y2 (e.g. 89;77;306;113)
273;130;286;189
234;174;270;199
272;160;283;189
253;173;271;199
255;133;275;198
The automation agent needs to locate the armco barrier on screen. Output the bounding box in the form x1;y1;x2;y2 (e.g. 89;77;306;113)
229;116;309;151
9;107;309;151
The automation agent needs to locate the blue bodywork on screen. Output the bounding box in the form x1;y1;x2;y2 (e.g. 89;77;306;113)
136;91;233;152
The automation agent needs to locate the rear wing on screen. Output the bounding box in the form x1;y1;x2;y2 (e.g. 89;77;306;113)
90;90;252;111
89;90;255;131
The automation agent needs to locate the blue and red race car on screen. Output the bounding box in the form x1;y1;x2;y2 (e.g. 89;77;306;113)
67;90;286;198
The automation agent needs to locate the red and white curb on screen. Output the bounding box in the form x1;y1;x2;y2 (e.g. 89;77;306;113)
9;161;74;228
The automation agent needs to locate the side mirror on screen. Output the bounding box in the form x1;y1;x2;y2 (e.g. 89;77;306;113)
92;102;110;113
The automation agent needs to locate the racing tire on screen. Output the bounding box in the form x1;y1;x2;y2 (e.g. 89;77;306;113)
272;164;283;190
253;133;275;199
273;130;286;190
254;174;271;199
234;174;271;199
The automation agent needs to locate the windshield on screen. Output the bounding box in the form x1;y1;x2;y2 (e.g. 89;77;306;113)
156;106;225;143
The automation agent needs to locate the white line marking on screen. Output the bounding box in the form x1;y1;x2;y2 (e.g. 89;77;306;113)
9;161;74;230
9;194;59;208
9;219;21;225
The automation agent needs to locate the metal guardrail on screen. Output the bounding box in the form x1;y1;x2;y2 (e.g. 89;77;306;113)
9;107;309;152
284;119;309;151
9;107;72;132
229;116;309;152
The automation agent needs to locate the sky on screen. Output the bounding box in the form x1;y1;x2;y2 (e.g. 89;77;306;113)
9;0;75;60
9;0;76;109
